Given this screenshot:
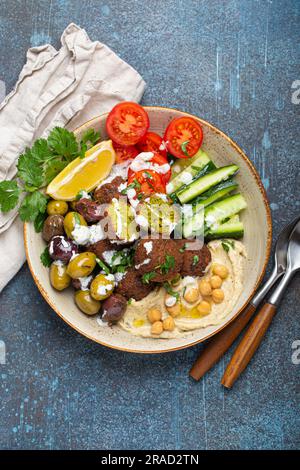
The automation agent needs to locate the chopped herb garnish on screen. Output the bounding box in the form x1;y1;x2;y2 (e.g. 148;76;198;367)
121;180;141;195
79;128;101;158
191;165;201;171
74;212;81;225
142;272;156;284
127;298;133;305
157;254;175;274
96;257;111;275
40;246;52;267
181;140;190;156
222;240;235;253
163;282;179;301
144;171;153;179
75;190;87;201
192;255;199;266
179;243;186;253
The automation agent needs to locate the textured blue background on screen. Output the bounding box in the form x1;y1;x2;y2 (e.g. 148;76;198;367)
0;0;299;450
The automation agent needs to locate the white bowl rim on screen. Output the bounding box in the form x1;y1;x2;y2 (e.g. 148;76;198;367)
24;106;272;354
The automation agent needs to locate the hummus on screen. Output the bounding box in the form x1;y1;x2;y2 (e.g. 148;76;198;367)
119;239;247;338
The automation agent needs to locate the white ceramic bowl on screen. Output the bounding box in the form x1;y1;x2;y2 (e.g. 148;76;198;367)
24;107;272;353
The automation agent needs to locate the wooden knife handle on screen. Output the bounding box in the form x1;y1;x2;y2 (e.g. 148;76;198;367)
189;303;256;381
221;302;277;388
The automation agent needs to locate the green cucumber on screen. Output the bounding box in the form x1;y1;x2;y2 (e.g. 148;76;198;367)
167;150;213;194
207;216;244;239
192;179;238;208
205;194;247;229
177;164;239;204
182;206;204;239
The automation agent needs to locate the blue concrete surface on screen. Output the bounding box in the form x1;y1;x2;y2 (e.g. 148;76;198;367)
0;0;299;450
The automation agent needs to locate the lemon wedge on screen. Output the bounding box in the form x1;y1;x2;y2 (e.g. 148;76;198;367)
46;140;116;200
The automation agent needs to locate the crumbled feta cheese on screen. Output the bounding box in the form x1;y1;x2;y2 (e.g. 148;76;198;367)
102;250;117;265
129;152;154;172
78;275;93;291
127;188;136;199
97;283;113;296
71;225;91;245
166;182;174;194
105;274;115;282
114;272;125;283
118;182;127;192
144;241;153;255
89;223;105;243
159;140;168;151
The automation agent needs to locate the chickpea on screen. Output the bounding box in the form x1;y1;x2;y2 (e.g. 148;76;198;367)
151;321;163;335
47;200;68;216
199;279;212;297
90;273;115;301
163;316;175;331
75;290;101;315
64;211;87;238
166;303;181;317
66;252;96;279
197;300;211;316
147;308;162;323
184;286;199;304
212;264;228;279
50;261;71;291
212;288;225;304
210;275;222;289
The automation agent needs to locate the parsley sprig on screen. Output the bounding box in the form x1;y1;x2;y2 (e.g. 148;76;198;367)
0;127;100;231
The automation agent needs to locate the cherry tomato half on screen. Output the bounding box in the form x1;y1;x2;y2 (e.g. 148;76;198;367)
113;143;138;163
128;170;166;196
127;152;171;185
163;116;203;158
106;102;149;146
136;132;167;158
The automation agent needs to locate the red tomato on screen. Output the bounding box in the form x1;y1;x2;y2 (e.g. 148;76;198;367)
127;152;171;185
128;170;165;196
136;132;167;158
163;116;203;158
106;102;149;146
113;143;138;163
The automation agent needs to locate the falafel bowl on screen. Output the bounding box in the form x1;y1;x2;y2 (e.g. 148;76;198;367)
23;106;271;352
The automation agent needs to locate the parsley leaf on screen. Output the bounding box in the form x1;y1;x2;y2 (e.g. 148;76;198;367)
96;257;111;275
34;211;47;233
142;272;156;284
17;148;44;189
79;129;101;157
0;180;21;212
40;246;52;267
192;255;199;266
181;140;190;156
157;254;175;274
47;127;79;161
19;191;48;222
163;282;179;301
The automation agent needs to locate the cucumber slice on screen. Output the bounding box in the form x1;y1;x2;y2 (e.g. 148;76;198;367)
205;194;247;228
192;179;238;208
207;218;244;239
167;150;213;194
182;206;204;239
177;164;239;203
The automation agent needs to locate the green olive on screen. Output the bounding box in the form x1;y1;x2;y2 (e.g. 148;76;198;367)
47;200;69;216
75;290;101;315
63;211;87;238
50;262;71;291
66;252;96;279
90;273;115;301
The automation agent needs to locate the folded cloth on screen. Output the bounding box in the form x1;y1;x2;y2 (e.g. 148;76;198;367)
0;23;145;292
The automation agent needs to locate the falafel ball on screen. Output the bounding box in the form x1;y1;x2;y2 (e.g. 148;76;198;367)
93;176;125;204
179;240;211;277
115;268;154;301
134;239;183;283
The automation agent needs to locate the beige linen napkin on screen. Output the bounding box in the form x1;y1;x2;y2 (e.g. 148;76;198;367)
0;23;145;292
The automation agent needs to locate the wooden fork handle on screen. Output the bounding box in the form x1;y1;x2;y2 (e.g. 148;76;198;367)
189;303;256;381
221;302;277;388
